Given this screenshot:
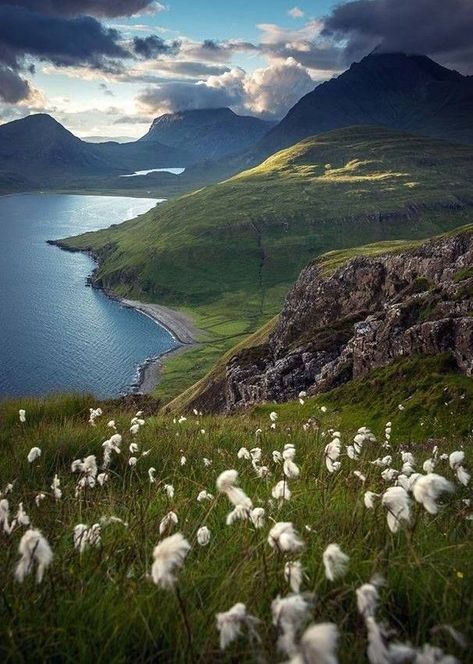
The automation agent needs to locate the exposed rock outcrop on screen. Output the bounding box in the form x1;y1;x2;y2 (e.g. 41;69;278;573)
190;229;473;412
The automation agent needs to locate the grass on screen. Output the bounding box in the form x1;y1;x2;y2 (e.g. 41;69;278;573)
56;126;473;402
0;390;471;663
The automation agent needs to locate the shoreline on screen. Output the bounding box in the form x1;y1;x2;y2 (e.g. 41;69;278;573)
48;239;199;396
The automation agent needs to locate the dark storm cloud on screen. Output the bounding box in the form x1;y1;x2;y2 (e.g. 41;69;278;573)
0;1;162;18
323;0;473;72
0;5;127;69
0;66;32;103
132;35;181;59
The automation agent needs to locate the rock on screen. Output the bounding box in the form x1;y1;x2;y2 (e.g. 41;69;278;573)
190;229;473;412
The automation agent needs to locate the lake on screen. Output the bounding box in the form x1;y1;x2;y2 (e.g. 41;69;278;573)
0;193;179;399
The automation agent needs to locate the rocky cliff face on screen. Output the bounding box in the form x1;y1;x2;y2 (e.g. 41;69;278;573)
191;230;473;412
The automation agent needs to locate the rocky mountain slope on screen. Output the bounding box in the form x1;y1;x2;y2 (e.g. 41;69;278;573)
181;227;473;412
140;107;274;162
256;52;473;159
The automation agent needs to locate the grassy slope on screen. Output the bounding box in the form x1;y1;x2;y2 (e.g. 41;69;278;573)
59;126;473;402
0;387;471;662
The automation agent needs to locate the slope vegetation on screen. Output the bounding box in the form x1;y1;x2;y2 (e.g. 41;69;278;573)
59;126;473;400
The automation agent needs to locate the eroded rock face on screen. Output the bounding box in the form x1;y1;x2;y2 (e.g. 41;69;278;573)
192;231;473;412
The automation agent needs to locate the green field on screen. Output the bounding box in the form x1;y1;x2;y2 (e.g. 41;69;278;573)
59;126;473;402
0;378;471;662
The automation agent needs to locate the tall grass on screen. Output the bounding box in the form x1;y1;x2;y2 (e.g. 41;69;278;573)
0;394;471;662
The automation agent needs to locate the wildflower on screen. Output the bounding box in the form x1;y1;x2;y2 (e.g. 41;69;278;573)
197;490;213;502
381;468;399;482
255;464;270;478
412;473;454;514
364;491;380;509
272;480;292;501
356;580;381;619
97;472;109;486
346;445;359;460
72;455;97;478
325;436;341;473
180;455;187;466
197;526;211;546
270;411;278;422
250;447;262;463
237;447;251;460
216;603;260;651
51;474;62;500
178;416;187;424
148;467;157;483
423;458;436;473
398;404;405;411
381;487;411;533
226;504;251;525
216;470;252;509
323;543;349;581
129;442;139;453
16;502;30;526
107;419;116;429
128;456;138;467
159;511;178;535
285;560;303;592
73;523;101;552
88;407;103;426
250;507;265;529
19;409;26;423
35;493;46;507
27;447;41;463
129;424;140;435
268;522;304;554
271;593;312;656
203;457;212;467
290;622;339;664
0;499;12;534
320;406;327;413
353;470;366;483
283;447;300;479
164;484;175;499
131;417;145;427
15;529;53;583
273;450;283;463
151;533;190;589
449;451;470;486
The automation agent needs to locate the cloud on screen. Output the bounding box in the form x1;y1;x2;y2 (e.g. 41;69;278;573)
132;35;181;58
0;1;166;18
136;58;315;119
323;0;473;72
0;66;32;103
288;7;304;19
0;5;127;71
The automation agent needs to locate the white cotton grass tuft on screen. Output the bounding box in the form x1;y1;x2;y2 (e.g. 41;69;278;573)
73;523;101;552
364;491;380;509
322;543;349;581
250;507;265;529
216;470;252;509
237;447;251;460
197;525;211;546
19;409;26;423
449;450;470;486
148;467;157;483
216;602;260;651
268;522;304;554
164;484;175;499
51;474;62;500
284;560;304;592
356;576;384;619
324;434;341;473
159;511;178;535
15;529;53;583
151;533;190;589
381;486;411;533
271;593;312;656
197;490;213;502
412;473;455;514
272;479;292;501
27;447;41;463
288;622;339;664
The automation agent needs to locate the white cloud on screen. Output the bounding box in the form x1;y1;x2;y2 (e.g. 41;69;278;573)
288;7;304;19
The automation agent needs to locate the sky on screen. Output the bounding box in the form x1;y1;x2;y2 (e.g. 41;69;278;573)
0;0;472;139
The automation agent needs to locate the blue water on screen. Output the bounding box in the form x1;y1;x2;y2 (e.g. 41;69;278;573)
0;193;179;399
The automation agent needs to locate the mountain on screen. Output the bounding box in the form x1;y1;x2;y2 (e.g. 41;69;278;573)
82;135;137;143
58;125;473;401
140;107;275;162
0;113;191;192
257;52;473;158
175;226;473;413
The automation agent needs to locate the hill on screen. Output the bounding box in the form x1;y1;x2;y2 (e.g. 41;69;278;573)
0;384;471;662
141;107;274;162
168;225;473;414
256;52;473;159
0;114;190;193
57;126;473;401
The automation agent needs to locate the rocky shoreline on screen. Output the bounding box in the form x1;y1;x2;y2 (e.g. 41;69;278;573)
47;239;198;395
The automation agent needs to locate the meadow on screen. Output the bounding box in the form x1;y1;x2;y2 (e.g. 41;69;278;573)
0;391;471;662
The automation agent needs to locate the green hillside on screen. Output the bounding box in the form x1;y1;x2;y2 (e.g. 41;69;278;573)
0;385;471;662
59;126;473;401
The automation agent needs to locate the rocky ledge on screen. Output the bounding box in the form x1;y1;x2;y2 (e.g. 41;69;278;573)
192;229;473;412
